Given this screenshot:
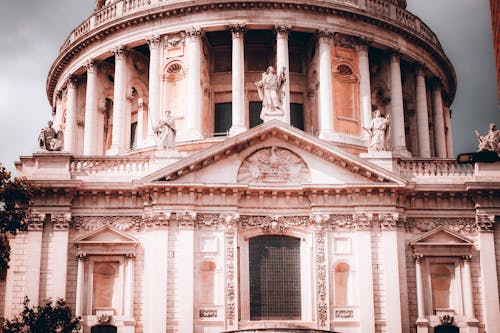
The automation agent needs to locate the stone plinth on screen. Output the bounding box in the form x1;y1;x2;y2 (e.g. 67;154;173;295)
15;152;72;180
359;151;395;171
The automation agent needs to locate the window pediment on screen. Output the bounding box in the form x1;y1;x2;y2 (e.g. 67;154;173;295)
410;226;473;257
75;225;138;255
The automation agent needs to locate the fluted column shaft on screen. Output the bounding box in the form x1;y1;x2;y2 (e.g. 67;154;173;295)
75;254;86;317
275;26;290;124
65;77;78;152
389;54;408;154
230;25;247;135
84;59;98;155
414;256;425;318
110;47;127;155
147;36;161;140
462;257;475;320
318;33;333;139
357;43;372;137
432;83;447;157
185;29;203;141
415;67;431;157
54;91;64;132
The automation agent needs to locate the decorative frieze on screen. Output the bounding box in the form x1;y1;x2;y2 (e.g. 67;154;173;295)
330;215;354;231
352;212;373;230
73;216;142;232
379;212;402;230
224;223;236;326
474;213;495;232
52;212;71;230
240;215;309;233
28;212;45;231
406;217;477;234
164;32;185;48
199;308;217;318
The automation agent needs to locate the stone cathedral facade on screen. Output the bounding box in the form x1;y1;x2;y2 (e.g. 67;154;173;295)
4;1;500;333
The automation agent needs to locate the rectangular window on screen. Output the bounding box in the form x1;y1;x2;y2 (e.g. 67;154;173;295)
214;103;232;136
249;236;301;320
130;122;137;149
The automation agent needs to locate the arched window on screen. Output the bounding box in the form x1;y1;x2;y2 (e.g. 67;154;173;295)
334;262;350;306
249;236;301;320
431;264;453;309
333;63;360;135
199;260;216;304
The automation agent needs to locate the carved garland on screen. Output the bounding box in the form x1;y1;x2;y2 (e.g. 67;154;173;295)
223;215;238;327
314;227;328;328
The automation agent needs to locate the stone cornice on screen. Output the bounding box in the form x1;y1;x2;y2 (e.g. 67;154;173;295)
46;0;456;105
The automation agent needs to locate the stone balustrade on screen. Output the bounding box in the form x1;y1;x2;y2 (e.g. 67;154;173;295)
70;156;150;177
396;158;475;179
59;0;441;54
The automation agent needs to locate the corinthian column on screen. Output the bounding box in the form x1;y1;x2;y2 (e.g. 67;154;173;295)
432;82;447;157
109;46;127;155
84;59;98;155
185;28;203;141
230;24;247;135
389;53;409;155
275;25;290;124
318;31;334;140
65;77;78;153
357;43;372;139
415;66;431;157
147;36;161;143
461;256;476;321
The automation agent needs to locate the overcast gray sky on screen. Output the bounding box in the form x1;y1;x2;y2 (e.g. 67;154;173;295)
0;0;498;173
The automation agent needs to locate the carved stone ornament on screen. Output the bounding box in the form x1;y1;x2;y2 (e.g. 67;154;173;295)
240;215;309;232
314;229;329;327
474;213;495;232
185;27;203;39
97;313;112;324
28;212;45;231
229;24;246;37
237;147;311;184
333;32;358;48
73;216;142;232
440;314;454;325
379;212;402;230
52;212;71;230
352;212;373;230
330;215;354;231
224;227;236;325
406;217;476;234
164;32;186;48
199;309;217;318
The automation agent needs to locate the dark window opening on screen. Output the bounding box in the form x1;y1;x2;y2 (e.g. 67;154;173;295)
290;103;304;130
214;103;232;136
249;102;264;129
435;325;459;333
249;235;301;320
130;122;137;149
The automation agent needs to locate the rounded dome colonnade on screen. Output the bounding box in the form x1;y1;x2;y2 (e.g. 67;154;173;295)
47;0;456;158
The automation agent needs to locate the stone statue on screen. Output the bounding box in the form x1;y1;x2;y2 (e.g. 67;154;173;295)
364;109;390;151
38;120;63;151
475;122;500;154
254;66;286;121
154;110;176;150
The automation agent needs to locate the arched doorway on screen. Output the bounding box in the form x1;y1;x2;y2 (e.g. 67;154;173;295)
91;325;117;333
435;325;459;333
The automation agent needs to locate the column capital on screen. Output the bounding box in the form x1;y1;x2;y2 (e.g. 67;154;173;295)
389;51;401;63
461;254;472;263
229;24;246;38
125;253;136;260
146;35;162;49
413;254;424;262
77;252;87;260
65;75;78;88
414;63;426;76
316;29;333;40
185;27;203;39
56;89;64;101
111;45;127;60
274;25;290;37
474;212;495;232
85;58;97;73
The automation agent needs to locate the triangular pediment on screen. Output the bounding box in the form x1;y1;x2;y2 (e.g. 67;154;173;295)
142;120;407;186
410;226;473;246
75;225;138;245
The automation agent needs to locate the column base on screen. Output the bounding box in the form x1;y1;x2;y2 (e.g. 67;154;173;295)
416;317;429;333
359;151;395;171
107;145;126;156
229;125;247;136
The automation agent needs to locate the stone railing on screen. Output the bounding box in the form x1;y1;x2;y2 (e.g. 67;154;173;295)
70;156;150;177
59;0;441;53
396;158;475;179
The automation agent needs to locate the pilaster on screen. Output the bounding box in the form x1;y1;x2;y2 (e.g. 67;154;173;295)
75;252;87;317
312;218;330;330
223;214;239;330
178;214;195;333
25;218;44;307
147;36;162;145
51;213;71;300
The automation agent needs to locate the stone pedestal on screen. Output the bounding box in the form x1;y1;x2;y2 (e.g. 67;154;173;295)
359;151;395;171
150;150;187;171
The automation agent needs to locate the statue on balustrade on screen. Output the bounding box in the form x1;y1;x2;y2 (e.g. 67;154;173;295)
364;109;390;151
475;122;500;155
38;120;63;152
255;66;286;121
154;110;176;150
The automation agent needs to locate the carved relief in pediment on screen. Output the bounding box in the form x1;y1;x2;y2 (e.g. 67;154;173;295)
237;146;311;184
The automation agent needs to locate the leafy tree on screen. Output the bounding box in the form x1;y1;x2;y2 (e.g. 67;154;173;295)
0;164;32;272
2;297;80;333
